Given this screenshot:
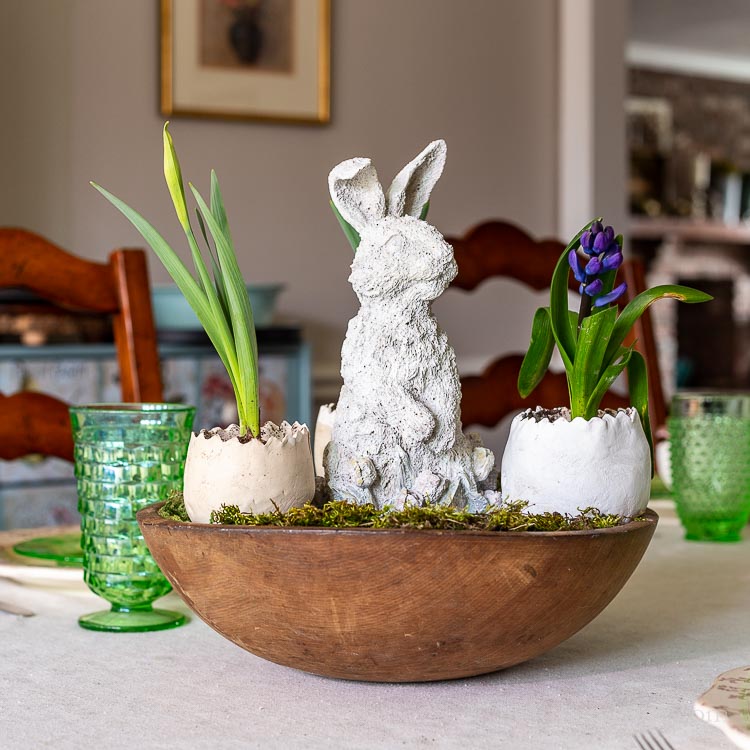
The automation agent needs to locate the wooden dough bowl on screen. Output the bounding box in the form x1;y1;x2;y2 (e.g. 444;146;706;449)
138;504;658;682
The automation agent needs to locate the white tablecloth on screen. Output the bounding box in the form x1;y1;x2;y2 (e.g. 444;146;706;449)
0;502;747;750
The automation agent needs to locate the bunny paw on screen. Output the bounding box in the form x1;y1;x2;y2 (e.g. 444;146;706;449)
412;470;447;502
350;456;377;488
472;447;495;482
402;407;435;445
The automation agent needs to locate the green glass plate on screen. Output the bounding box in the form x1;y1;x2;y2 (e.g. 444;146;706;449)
13;532;83;567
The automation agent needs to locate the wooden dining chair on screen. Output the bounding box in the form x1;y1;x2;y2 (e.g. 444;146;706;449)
447;220;667;433
0;228;164;462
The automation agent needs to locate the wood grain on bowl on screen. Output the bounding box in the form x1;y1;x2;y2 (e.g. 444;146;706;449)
138;505;657;682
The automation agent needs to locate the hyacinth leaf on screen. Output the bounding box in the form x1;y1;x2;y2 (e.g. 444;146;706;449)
567;309;579;335
627;349;653;474
518;307;555;398
191;183;259;436
570;306;617;418
330;200;361;252
585;343;634;417
90;183;242;406
419;201;430;221
549;250;576;372
604;285;713;370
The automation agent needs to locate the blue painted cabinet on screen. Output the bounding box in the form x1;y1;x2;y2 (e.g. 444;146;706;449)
0;329;311;529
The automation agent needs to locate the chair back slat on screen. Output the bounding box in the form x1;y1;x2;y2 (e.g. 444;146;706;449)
0;228;118;312
0;392;74;461
0;229;164;461
451;221;577;292
111;250;163;403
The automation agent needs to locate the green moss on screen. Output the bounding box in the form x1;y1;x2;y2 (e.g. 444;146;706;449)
158;492;640;531
158;491;191;522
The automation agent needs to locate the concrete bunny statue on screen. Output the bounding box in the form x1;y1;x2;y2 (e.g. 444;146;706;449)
324;140;495;510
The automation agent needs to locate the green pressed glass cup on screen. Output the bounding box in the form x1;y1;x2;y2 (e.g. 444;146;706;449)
669;392;750;542
70;403;195;632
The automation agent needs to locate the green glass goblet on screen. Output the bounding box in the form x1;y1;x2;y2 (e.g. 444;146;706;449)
70;403;195;632
669;392;750;542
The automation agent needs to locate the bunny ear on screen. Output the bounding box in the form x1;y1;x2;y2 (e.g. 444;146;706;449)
328;157;386;233
386;140;447;218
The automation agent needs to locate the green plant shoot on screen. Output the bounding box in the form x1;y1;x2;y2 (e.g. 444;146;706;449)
518;219;712;452
91;123;259;436
331;201;430;252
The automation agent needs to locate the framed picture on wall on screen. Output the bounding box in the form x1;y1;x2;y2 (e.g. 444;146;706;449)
160;0;330;124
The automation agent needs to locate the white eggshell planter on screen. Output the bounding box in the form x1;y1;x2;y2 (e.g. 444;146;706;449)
500;407;651;517
313;403;336;478
183;421;316;523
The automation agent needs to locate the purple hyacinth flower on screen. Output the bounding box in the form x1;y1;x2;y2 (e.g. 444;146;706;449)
602;251;623;271
568;249;586;283
583;278;604;296
593;281;628;307
593;231;611;255
603;225;615;244
591;220;603;235
580;231;594;252
584;256;602;275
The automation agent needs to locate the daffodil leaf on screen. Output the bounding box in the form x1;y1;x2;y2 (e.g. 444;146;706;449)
196;207;231;324
191;183;259;436
330;200;361;252
210;171;257;368
90;181;241;402
162;123;190;230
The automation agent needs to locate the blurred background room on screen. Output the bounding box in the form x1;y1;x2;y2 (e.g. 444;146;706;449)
0;0;748;528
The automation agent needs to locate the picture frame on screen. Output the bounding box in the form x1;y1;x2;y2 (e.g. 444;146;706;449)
160;0;330;124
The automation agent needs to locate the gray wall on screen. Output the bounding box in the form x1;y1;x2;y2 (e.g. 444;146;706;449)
0;0;560;392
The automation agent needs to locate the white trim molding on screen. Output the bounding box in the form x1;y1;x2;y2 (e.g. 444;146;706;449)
627;42;750;83
558;0;628;240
